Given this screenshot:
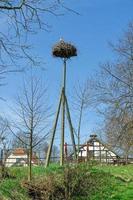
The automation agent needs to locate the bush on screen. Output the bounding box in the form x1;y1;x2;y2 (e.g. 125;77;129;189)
23;164;112;200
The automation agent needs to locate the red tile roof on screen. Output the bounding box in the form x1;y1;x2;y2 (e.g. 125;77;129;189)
13;148;26;156
12;148;39;164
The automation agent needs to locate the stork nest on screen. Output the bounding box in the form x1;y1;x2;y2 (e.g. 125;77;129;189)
52;40;77;59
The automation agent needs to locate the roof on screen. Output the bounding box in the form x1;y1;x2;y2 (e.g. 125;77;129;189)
12;148;27;156
10;148;39;164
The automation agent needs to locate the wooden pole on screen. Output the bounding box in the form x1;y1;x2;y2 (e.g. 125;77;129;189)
45;57;77;167
45;92;62;167
65;95;77;160
60;59;66;166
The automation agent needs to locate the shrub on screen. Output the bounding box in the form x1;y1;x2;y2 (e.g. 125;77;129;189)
23;164;112;200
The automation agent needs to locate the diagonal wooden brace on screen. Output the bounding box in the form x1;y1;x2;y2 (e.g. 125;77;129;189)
45;91;63;167
65;95;77;160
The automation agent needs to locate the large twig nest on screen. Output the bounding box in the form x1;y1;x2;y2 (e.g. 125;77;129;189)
52;40;77;59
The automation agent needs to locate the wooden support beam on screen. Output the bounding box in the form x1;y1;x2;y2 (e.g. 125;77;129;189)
45;92;62;167
46;59;77;167
65;95;77;160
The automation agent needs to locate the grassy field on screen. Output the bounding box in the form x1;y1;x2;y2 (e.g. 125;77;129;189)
94;165;133;200
0;164;133;200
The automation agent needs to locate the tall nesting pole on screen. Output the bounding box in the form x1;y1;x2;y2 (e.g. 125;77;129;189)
45;40;77;167
60;59;66;166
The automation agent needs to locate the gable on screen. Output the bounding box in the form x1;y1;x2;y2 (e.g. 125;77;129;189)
78;135;119;162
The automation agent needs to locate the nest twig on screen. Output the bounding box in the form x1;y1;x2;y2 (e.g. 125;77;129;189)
52;40;77;59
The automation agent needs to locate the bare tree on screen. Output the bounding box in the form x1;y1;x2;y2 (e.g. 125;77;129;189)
11;131;30;149
51;144;59;162
11;131;50;164
104;111;133;162
0;0;64;64
10;75;51;181
0;116;10;150
88;22;133;158
0;1;77;86
72;81;91;159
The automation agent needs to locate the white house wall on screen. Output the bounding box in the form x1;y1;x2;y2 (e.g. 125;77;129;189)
6;154;28;167
78;140;118;163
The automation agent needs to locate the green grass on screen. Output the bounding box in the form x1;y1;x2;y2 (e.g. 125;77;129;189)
0;164;133;200
93;165;133;200
0;164;63;200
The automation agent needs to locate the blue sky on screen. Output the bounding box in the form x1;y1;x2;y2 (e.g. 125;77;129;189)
0;0;133;144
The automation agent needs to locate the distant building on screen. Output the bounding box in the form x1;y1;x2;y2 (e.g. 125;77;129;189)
5;148;39;167
77;135;120;163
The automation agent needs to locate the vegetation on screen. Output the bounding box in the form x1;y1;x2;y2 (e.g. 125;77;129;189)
88;22;133;158
0;163;133;200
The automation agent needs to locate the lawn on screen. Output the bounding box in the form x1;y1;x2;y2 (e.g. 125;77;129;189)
0;164;133;200
94;165;133;200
